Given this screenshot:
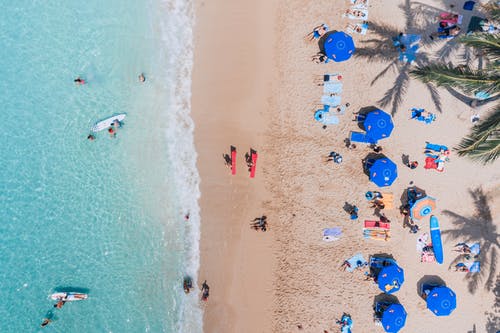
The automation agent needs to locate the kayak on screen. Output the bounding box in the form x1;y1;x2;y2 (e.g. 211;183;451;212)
91;113;126;132
50;292;88;301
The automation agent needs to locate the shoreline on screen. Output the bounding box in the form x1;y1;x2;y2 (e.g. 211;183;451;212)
191;0;278;332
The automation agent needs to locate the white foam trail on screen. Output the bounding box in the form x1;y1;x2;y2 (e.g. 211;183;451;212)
152;0;203;331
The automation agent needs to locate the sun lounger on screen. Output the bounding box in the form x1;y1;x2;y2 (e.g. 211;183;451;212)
323;82;343;94
321;95;342;106
345;253;368;272
467;16;486;33
350;131;375;144
364;220;390;230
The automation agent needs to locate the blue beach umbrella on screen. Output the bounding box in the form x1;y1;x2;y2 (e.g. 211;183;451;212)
369;158;398;187
426;286;457;316
364;109;394;141
381;303;407;333
377;264;405;294
322;31;355;62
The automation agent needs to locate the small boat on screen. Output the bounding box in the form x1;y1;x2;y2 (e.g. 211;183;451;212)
50;292;88;301
91;113;126;132
430;215;444;264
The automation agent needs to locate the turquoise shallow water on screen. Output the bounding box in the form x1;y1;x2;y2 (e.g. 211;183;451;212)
0;1;201;332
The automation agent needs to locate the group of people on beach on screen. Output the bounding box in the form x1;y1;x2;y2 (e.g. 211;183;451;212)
250;215;268;232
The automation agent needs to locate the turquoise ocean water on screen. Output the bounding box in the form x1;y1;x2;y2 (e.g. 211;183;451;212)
0;1;202;332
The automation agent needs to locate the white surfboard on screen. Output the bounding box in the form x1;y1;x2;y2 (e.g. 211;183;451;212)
50;292;88;301
91;113;126;132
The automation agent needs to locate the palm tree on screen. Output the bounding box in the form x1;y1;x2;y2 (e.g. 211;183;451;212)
455;106;500;164
410;24;500;163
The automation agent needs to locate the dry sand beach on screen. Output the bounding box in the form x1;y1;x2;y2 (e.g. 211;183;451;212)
192;0;499;332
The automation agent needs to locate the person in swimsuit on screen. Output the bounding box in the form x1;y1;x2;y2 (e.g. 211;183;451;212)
74;77;85;85
139;73;146;82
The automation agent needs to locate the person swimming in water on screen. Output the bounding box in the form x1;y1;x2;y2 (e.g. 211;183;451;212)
138;73;146;82
74;77;85;85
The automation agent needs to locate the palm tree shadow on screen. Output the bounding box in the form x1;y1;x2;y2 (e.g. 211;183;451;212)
485;274;499;333
441;187;499;293
354;0;477;114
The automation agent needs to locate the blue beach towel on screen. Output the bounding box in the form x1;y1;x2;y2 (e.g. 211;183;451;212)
350;131;376;144
425;142;449;152
395;34;420;63
346;253;367;272
411;108;436;124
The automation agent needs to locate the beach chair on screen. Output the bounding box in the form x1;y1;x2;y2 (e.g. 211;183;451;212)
350;131;374;144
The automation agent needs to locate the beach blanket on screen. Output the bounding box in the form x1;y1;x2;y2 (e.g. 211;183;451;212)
323;227;342;241
324;104;347;115
379;193;394;209
346;22;368;35
364;220;390;229
396;34;421;63
424;157;444;172
345;253;368;272
321;95;342;106
411;108;436;124
323;82;343;94
344;8;368;20
350;0;368;9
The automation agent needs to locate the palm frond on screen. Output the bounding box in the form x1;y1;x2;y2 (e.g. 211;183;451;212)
455;107;500;164
410;64;500;95
458;34;500;63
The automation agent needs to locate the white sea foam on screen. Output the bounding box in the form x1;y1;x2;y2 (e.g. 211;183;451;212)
152;0;203;331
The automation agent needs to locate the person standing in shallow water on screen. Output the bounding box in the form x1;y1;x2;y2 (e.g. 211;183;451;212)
138;73;145;82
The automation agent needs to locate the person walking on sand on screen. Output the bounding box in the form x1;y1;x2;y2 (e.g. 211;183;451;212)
201;280;210;301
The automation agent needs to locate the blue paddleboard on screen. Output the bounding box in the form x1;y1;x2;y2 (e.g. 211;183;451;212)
430;215;443;264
